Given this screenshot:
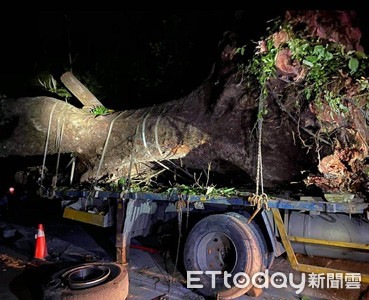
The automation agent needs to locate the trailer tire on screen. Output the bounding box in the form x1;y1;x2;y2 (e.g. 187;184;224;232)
42;262;129;300
225;211;270;270
183;214;262;299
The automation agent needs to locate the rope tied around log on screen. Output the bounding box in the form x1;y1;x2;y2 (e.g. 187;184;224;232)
40;102;59;192
88;110;126;204
52;101;69;193
247;92;270;224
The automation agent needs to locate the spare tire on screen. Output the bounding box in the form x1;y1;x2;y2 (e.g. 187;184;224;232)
43;262;128;300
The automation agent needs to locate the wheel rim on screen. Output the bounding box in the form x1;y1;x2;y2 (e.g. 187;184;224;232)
61;265;111;290
197;232;237;276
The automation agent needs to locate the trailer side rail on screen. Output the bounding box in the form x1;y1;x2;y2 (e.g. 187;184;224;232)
51;189;368;214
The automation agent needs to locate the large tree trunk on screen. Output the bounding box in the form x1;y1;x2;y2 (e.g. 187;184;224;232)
0;76;305;188
1;10;368;195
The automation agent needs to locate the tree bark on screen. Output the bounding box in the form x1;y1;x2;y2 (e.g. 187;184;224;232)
0;71;307;189
60;71;103;108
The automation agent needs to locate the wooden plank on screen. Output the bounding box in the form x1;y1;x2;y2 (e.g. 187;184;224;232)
60;71;103;108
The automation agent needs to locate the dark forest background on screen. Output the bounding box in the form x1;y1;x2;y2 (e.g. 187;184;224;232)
2;9;367;111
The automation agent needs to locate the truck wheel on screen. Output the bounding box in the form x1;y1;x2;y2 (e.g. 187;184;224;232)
183;214;262;299
225;211;270;270
42;262;129;300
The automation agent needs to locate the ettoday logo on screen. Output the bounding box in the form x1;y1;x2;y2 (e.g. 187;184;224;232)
187;270;361;294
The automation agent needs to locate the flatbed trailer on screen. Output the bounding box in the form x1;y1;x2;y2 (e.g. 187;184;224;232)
47;188;369;298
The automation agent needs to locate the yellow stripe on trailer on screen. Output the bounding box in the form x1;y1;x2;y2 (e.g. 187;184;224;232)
271;208;369;284
63;207;112;227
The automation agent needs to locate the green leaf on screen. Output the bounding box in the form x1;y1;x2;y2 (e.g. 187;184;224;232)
355;51;367;59
305;56;318;64
348;57;359;74
305;88;311;100
302;59;314;68
313;45;324;56
90;105;114;117
222;187;235;194
313;45;324;52
324;51;333;60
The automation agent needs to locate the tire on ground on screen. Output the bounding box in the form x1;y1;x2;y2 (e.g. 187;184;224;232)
183;214;262;299
43;262;129;300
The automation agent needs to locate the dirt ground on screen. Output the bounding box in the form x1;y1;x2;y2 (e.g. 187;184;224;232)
2;222;369;300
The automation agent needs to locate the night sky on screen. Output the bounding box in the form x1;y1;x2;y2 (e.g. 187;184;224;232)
0;9;368;110
0;10;286;110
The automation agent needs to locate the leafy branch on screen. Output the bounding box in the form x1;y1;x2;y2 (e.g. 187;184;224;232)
38;74;72;101
89;105;115;117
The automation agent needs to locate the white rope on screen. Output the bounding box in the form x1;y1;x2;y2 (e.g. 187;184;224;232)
52;121;64;189
70;154;76;185
154;115;163;155
40;102;58;186
248;93;269;222
53;102;68;189
142;106;155;156
141;106;195;182
126;123;140;191
89;111;125;203
64;152;76;185
95;111;126;182
173;198;186;279
140;107;188;181
256;105;263;196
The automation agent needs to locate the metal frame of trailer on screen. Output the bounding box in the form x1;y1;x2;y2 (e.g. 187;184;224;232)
47;188;369;283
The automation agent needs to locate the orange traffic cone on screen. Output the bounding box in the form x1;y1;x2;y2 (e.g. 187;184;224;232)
34;224;48;260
